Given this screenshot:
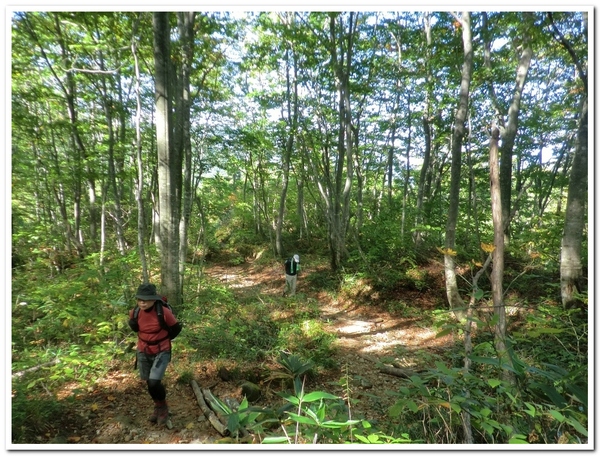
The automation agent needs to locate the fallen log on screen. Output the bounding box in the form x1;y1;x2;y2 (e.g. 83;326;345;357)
202;387;249;438
190;380;228;436
12;359;60;379
202;388;227;419
357;353;420;379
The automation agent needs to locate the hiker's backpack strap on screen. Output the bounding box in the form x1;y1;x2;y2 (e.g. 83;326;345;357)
154;301;169;331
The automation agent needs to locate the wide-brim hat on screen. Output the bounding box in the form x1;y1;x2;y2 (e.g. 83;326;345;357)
135;283;162;300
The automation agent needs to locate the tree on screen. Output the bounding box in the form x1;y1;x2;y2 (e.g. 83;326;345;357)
131;13;150;281
443;12;473;319
176;12;197;295
560;95;587;309
153;12;183;306
489;124;515;385
549;11;588;308
275;12;300;258
483;12;534;242
327;12;357;270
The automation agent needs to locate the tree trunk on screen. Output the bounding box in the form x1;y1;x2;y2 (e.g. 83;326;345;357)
549;12;588;309
560;95;588;308
131;15;149;282
154;12;182;306
415;12;437;245
500;24;533;242
328;12;356;271
276;13;299;257
99;69;127;255
483;12;533;243
415;114;432;245
177;12;196;297
52;13;96;256
400;94;411;241
444;12;472;320
490;125;514;384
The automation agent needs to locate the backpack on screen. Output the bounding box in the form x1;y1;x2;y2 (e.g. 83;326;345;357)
128;298;182;341
285;257;298;275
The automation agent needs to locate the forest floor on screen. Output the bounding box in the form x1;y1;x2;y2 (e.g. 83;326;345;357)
51;259;456;446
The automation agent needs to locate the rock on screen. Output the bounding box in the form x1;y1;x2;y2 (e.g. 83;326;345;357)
218;367;231;381
50;435;68;444
360;378;373;389
241;381;261;402
223;396;240;411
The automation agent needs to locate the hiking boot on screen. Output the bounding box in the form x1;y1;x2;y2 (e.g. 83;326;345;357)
156;402;169;425
150;400;166;423
148;405;159;423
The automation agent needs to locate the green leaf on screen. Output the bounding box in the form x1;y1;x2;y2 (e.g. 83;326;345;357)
565;417;588;436
303;407;319;423
354;435;369;443
566;383;588;408
435;327;454;338
226;413;240;433
548;410;566;422
316;404;326;422
286;412;316;425
368;434;381;443
277;391;300;406
470;356;520;374
302;391;339;402
434;360;452;375
531;382;567;408
320;419;361;428
407;400;419;413
262;436;290;444
533;328;565;335
389;402;403;417
508;436;529;444
524;402;536;417
487;379;502;388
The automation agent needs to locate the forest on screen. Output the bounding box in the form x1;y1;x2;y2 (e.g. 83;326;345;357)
11;10;589;447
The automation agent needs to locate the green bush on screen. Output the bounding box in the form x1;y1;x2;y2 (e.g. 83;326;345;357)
387;301;588;445
12;383;67;443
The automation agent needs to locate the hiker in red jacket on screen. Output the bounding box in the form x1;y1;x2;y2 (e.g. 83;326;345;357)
128;283;182;426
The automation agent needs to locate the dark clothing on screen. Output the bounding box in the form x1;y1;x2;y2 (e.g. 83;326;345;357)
285;258;300;275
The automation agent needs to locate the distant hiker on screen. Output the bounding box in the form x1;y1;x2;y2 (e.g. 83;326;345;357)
283;254;301;296
128;283;182;426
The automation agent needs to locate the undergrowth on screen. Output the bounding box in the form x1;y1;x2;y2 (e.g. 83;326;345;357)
11;248;588;445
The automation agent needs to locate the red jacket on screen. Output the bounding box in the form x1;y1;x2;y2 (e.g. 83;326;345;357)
129;304;178;355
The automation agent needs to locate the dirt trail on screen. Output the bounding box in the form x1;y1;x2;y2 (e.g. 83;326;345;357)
57;261;451;445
